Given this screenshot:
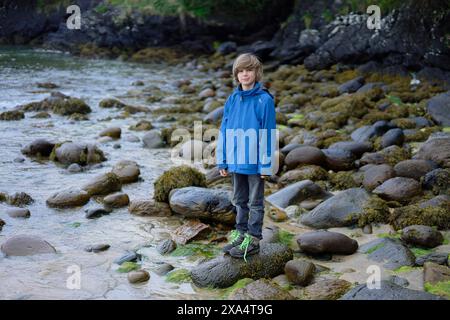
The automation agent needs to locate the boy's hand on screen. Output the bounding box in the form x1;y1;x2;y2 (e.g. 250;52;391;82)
219;169;228;177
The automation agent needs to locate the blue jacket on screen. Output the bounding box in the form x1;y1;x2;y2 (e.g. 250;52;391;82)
217;81;277;175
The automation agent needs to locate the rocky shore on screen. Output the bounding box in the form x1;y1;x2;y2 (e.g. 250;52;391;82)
0;0;449;300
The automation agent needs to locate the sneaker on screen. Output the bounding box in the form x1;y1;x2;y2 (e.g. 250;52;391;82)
229;233;260;262
222;230;245;254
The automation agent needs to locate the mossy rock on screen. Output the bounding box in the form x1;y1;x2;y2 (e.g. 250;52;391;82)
389;204;450;231
153;165;206;203
0;110;25;121
357;195;391;228
99;98;127;109
52;98;91;115
329;171;360;190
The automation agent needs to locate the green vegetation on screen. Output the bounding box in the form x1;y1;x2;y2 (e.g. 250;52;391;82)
424;281;450;299
170;242;220;259
219;278;254;299
117;261;140;273
365;242;385;254
277;229;295;247
69;222;81;228
393;266;422;273
410;247;433;257
166;268;192;283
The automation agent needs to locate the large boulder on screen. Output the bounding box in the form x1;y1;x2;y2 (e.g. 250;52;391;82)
153;165;206;203
82;172;122;196
359;238;416;270
373;177;422;202
51;142;106;165
46;187;90;208
266;180;331;210
340;280;443;300
296;230;358;255
190;243;293;288
169;187;235;224
401;225;444;248
300;188;370;229
1;235;56;256
426;91;450;126
414;134;450;168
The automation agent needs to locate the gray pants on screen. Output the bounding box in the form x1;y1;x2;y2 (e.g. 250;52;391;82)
231;173;265;239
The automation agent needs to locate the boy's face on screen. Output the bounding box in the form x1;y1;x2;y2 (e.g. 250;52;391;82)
237;68;256;86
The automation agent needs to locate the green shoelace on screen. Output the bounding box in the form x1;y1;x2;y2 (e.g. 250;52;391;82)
239;234;253;263
229;230;241;244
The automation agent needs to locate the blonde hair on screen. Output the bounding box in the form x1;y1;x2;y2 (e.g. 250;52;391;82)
232;53;263;83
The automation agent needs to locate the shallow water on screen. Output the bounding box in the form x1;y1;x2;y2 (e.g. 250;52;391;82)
0;46;220;299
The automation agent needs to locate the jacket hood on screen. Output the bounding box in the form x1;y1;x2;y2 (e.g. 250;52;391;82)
233;81;274;99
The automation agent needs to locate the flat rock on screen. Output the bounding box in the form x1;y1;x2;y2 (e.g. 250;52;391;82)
171;219;211;245
1;235;56;256
128;199;172;216
340;280;443;300
359;238;415;270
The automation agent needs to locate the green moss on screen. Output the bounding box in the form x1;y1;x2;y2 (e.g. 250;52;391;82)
362;197;390;225
393;266;422;273
329;171;360;190
389;204;450;231
153;165;206;202
99;98;127;109
219;278;254;299
166;268;192;283
377;232;401;240
117;262;140;273
277;229;295;248
380;145;410;166
170;242;220;259
69;222;81;228
52;98;91;115
365;242;385;254
424;281;450;299
410;247;433;257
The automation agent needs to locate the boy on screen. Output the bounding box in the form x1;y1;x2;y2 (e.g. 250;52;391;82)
216;53;277;262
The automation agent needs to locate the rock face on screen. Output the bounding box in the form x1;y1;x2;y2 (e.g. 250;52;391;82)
190;243;293;288
401;225;444;248
51;142;106;165
340;280;443;300
82;172;122;196
373;177;422;202
414;135;450;168
46;187;90;208
1;235;56;256
266;180;331;210
426;91;450;126
229;279;294;300
296;230;358;255
359;238;416;270
300;188;370;229
128;199;172;216
169;187;235;224
21;139;55;157
284;259;316;286
111;160;140;184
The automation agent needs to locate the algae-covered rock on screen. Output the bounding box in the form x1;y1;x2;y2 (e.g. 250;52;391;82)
190;243;293;288
358;238;415;270
0;110;25;120
153;165;206;203
229;279;294;300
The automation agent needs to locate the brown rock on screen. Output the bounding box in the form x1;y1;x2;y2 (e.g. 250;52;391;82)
128;199;172;216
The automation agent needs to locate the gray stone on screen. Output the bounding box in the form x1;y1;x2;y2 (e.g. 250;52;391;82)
6;208;30;218
142;129;165;148
340;280;443;300
414;135;450;168
300;188;371;229
46;187;90;208
359;238;415;270
1;235;56;256
381;128;404;148
21;139;55;157
111;160;140;184
363;164;395;191
426;90;450;126
157;239;177;255
373;177;422;202
401;225;444;248
394;160;438;180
